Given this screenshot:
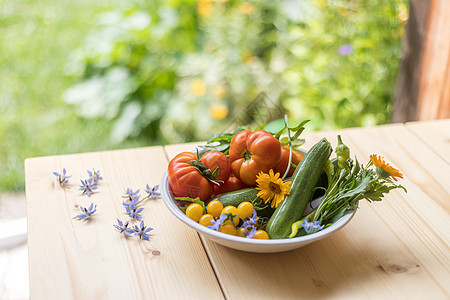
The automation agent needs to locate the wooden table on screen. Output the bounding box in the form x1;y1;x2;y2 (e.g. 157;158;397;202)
25;119;450;299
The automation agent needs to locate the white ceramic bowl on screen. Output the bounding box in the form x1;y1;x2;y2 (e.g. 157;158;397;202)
161;171;356;253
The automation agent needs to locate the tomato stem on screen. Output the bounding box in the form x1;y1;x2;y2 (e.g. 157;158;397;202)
187;159;223;186
243;149;252;161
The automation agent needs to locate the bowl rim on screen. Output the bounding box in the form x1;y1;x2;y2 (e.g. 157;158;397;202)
161;170;356;246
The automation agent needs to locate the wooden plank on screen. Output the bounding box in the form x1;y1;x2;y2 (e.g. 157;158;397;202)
164;126;449;299
25;147;224;299
392;0;431;122
405;119;450;165
416;0;450;120
393;0;450;122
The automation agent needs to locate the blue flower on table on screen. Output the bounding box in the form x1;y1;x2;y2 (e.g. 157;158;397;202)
87;169;103;185
123;188;140;202
122;195;140;208
53;168;72;187
113;219;134;236
79;177;98;197
145;184;161;199
125;202;144;221
74;203;97;220
134;221;153;241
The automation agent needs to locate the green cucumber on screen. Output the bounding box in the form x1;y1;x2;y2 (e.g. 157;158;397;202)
208;188;275;218
266;138;332;239
290;148;333;199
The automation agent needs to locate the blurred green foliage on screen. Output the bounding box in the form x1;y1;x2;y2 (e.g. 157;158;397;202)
0;0;408;192
0;0;140;192
66;0;408;141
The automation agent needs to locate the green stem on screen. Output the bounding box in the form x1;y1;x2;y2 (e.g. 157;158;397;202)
313;181;336;220
281;115;293;181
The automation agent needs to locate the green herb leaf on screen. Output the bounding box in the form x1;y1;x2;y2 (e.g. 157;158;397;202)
291;139;306;148
339;176;371;199
197;144;230;156
207;133;234;144
174;196;205;212
279;136;289;146
275;124;287;140
254;123;266;131
211;166;219;179
288;119;310;132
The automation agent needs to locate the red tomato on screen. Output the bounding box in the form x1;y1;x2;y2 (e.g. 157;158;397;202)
200;150;231;184
272;146;304;177
213;176;249;196
168;151;231;202
168;152;213;201
229;130;282;185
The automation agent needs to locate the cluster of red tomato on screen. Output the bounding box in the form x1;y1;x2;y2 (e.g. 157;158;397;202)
167;129;304;201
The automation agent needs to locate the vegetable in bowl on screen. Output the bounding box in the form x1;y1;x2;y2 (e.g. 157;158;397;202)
163;116;406;245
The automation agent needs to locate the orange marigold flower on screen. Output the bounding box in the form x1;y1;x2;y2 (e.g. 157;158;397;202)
370;154;404;181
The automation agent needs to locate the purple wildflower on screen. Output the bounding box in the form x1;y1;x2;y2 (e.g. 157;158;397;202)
338;44;354;56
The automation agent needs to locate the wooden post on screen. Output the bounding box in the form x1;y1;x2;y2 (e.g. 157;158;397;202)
393;0;450;122
416;0;450;120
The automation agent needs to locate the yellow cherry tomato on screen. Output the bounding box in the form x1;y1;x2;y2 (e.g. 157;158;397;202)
221;205;240;226
236;227;247;237
207;200;224;218
199;214;214;226
220;224;237;235
237;201;254;220
186;203;204;222
253;230;269;239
